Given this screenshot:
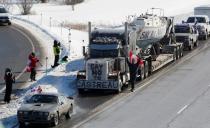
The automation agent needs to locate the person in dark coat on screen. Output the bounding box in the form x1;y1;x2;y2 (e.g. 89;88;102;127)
28;52;39;81
4;68;15;103
127;51;143;92
52;40;61;68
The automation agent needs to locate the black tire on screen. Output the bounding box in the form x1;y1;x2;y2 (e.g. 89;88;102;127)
188;42;193;51
144;61;149;78
78;89;85;94
8;22;11;25
52;112;59;126
204;34;208;40
140;66;144;81
116;76;122;93
19;121;25;128
66;105;73;119
194;40;198;47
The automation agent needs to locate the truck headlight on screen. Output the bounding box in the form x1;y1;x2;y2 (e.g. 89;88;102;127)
78;72;85;76
77;71;86;79
108;72;118;79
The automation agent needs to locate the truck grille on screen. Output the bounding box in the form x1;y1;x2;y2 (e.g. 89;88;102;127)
176;36;186;42
86;61;108;81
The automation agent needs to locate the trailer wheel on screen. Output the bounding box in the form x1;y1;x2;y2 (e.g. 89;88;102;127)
144;61;149;78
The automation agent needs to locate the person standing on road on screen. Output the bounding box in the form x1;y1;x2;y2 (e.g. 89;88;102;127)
127;51;143;92
28;52;39;81
52;40;61;68
4;68;15;103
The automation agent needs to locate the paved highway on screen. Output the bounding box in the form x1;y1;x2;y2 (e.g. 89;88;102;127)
73;39;210;128
45;38;209;128
0;24;43;95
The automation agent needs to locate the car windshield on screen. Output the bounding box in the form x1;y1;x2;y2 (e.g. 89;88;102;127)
0;8;7;13
28;94;58;104
175;26;190;33
187;17;206;23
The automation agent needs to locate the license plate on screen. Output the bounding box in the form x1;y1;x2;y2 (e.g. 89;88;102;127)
77;80;119;90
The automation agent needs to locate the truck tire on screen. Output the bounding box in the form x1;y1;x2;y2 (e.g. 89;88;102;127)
204;34;208;40
78;89;85;94
140;66;144;81
188;42;193;51
116;75;122;93
19;121;25;128
194;40;198;47
144;61;149;78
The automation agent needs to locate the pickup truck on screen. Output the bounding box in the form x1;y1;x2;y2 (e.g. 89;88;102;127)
186;15;210;40
175;23;199;50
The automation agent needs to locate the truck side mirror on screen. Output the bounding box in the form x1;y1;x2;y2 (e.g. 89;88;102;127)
182;20;185;24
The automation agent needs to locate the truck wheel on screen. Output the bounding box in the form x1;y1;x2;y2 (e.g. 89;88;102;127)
188;42;193;51
140;66;144;81
194;40;198;47
116;78;122;93
144;61;149;78
78;89;85;94
19;121;25;128
204;34;208;40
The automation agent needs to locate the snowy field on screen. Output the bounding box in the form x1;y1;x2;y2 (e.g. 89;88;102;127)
0;0;209;127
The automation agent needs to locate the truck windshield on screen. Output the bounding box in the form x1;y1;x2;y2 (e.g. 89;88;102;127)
90;49;119;58
0;8;7;13
136;39;155;51
187;17;206;23
175;26;190;33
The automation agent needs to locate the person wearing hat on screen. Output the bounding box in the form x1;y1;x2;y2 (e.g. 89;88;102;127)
4;68;15;103
28;52;39;81
127;51;143;92
52;40;61;68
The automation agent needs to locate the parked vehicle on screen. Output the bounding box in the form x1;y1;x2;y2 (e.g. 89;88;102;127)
186;15;210;40
76;13;183;93
175;23;199;50
0;6;11;25
17;93;74;127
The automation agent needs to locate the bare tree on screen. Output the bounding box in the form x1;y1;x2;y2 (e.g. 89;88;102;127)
0;0;12;10
18;0;34;15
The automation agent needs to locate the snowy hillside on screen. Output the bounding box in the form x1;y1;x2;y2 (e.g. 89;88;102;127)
11;0;210;25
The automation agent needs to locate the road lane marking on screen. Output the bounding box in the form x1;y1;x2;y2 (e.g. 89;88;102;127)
177;105;188;115
0;26;35;93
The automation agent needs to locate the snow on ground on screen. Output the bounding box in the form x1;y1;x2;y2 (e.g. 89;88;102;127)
11;0;210;25
0;0;209;127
